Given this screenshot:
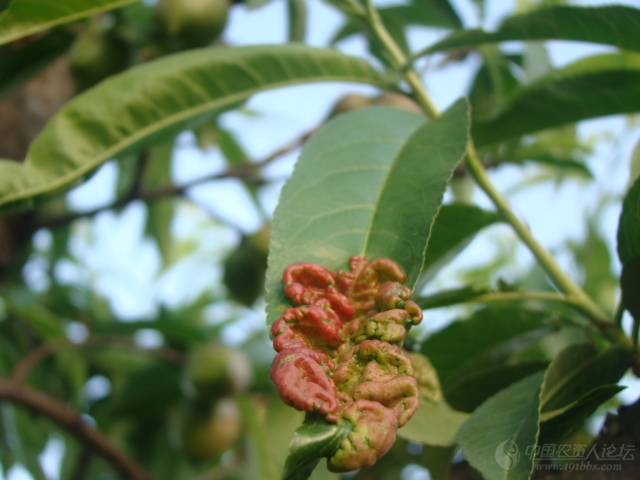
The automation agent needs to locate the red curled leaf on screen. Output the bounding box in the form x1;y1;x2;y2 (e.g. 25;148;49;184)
348;258;406;315
272;305;345;353
331;340;415;397
327;399;398;472
354;375;420;427
353;309;413;345
283;262;354;320
271;348;339;418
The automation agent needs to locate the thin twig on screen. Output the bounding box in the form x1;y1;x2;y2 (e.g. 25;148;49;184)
36;127;317;231
0;379;148;480
10;335;185;383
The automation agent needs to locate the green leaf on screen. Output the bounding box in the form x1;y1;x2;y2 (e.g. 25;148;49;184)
445;360;549;413
468;48;521;122
419;204;503;285
143;142;175;265
398;402;469;446
282;415;351;480
503;127;593;179
0;45;383;213
265;99;469;325
110;363;182;417
618;177;640;265
0;29;73;96
540;343;628;413
0;0;139;46
236;395;282;480
420;305;553;386
420;5;640;57
472;53;640;147
458;372;544;480
287;0;306;43
539;384;624;444
621;255;640;322
332;1;462;46
5;301;64;340
568;214;617;312
419;445;456;480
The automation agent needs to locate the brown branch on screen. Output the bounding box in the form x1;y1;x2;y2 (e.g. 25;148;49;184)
36;126;318;231
10;335;185;383
0;378;148;480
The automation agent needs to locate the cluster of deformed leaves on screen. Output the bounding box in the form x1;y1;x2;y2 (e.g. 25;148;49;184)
269;256;422;472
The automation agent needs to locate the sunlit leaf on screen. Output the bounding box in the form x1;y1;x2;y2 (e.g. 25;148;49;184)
266;99;469;325
0;45;384;213
0;0;139;45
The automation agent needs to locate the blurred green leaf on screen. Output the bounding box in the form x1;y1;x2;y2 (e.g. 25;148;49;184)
330;0;461;64
5;301;64;339
333;0;461;45
0;29;73;96
419;204;503;285
473;53;640;147
469;48;521;122
618;177;640;265
568;214;617;312
110;362;182;417
236;395;282;480
266;100;469;325
458;372;544;480
420;5;640;57
398;402;469;446
540;343;628;413
621;255;640;322
0;0;139;45
143;142;174;265
539;384;624;444
500;127;593;179
0;45;384;213
445;359;549;413
421;305;553;386
287;0;306;43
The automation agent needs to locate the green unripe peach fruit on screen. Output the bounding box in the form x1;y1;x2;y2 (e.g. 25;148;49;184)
156;0;230;49
327;93;372;118
184;345;252;401
372;92;422;113
223;224;270;306
69;30;132;90
180;398;242;462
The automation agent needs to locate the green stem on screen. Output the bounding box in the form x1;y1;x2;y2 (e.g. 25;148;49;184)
468;291;592;319
464;144;608;322
362;0;613;327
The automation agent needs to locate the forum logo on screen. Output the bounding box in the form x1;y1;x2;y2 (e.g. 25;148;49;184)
495;439;521;470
